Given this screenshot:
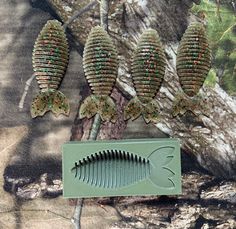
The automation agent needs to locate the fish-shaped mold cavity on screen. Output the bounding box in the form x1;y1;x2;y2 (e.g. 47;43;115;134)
31;20;70;118
79;26;118;123
124;29;166;123
71;147;176;189
172;23;211;116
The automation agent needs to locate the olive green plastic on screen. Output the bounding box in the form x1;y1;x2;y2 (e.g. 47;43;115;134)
62;139;181;198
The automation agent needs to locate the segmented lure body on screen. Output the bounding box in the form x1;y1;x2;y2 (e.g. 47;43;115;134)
124;29;166;123
173;23;211;116
177;23;211;97
31;20;70;118
79;26;118;122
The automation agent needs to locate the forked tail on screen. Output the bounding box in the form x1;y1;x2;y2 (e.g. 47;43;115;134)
148;147;175;188
172;92;201;117
79;95;117;123
124;96;160;123
31;90;70;118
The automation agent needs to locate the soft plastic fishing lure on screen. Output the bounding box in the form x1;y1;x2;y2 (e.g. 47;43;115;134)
31;20;70;118
124;29;166;123
79;26;118;123
173;23;211;116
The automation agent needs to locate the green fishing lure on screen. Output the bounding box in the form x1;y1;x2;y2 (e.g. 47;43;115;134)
124;29;166;123
31;20;70;118
79;26;118;123
173;23;211;116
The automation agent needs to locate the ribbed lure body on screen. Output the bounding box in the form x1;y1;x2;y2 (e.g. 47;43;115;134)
172;23;211;117
132;29;166;100
31;20;70;118
176;23;211;97
124;29;166;123
79;26;118;122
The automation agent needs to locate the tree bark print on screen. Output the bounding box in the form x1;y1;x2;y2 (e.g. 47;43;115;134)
47;0;236;180
0;1;235;228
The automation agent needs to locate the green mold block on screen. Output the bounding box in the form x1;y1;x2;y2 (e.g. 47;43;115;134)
62;139;182;198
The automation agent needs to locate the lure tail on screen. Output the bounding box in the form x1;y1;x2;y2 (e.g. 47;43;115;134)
79;95;117;123
172;93;201;117
148;147;175;188
124;96;160;123
31;90;70;118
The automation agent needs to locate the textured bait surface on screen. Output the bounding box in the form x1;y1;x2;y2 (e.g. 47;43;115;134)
176;23;211;97
124;29;166;123
33;20;69;92
83;26;118;96
79;26;118;122
31;20;70;118
132;29;166;100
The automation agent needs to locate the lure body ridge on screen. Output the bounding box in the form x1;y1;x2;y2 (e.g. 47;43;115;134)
177;23;211;97
124;29;166;123
173;23;211;116
31;19;70;118
79;26;118;122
